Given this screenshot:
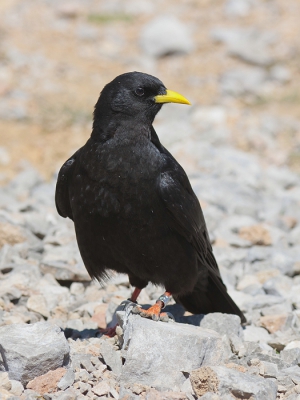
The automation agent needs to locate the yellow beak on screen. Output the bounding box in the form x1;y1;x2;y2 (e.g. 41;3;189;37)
154;89;191;105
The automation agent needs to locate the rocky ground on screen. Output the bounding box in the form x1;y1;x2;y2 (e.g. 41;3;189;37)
1;0;300;399
1;105;300;399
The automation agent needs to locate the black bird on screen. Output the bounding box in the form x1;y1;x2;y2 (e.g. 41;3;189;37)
55;72;246;325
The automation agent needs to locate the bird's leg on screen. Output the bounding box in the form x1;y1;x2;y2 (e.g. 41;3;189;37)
99;287;143;337
132;291;172;321
129;287;142;303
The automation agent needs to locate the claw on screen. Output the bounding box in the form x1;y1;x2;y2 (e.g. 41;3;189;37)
131;303;170;322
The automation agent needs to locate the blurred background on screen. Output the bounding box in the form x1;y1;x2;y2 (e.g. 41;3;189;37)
1;0;300;182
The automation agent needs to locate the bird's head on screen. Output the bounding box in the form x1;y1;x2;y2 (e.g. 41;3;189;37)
93;72;190;134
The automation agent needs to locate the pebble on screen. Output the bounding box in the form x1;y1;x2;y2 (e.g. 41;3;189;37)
140;16;194;57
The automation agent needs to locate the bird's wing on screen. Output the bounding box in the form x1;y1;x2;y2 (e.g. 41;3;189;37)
159;169;207;253
55;151;79;220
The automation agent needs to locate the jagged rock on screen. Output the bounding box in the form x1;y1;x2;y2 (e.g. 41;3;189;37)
100;340;122;375
199;313;243;339
118;313;230;390
190;365;277;399
0;322;69;385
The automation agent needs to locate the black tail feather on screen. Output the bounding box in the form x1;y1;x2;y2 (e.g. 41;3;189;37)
174;265;246;324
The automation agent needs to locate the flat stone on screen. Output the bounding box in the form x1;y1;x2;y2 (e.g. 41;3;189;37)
190;365;277;399
0;322;69;385
119;313;230;390
243;326;271;343
26;367;66;395
57;369;75;390
199;313;243;339
92;381;111;397
100;339;122;375
10;379;24;396
140;16;194;57
27;294;50;318
260;314;290;333
0;372;11;390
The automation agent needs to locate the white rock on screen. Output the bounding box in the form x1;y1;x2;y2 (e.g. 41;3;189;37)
140;16;194;57
244;326;270;343
0;322;69;385
119;313;230;390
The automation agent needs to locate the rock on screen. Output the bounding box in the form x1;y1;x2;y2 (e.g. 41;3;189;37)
0;220;26;249
258;361;278;378
57;369;75;390
100;339;123;375
260;314;291;333
92;381;111;397
119;313;230;390
40;257;90;282
0;387;12;400
0;372;11;390
199;313;243;339
243;326;271;343
239;224;272;246
190;365;277;399
0;322;70;385
27;294;50;318
56;3;83;18
281;348;300;366
26;368;66;395
224;0;254;17
220;67;268;96
140;16;194;57
269;65;291;83
211;27;276;67
70;282;85;296
10;379;24;396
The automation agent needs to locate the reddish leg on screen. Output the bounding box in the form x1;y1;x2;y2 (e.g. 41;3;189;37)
133;291;172;321
99;287;143;337
130;287;142;303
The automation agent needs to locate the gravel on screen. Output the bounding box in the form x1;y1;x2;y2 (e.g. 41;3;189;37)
0;105;299;398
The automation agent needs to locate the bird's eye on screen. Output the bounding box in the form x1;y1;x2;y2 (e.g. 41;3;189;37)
135;87;144;97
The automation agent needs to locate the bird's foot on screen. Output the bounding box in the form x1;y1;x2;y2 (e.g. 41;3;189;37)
99;325;117;337
132;303;170;322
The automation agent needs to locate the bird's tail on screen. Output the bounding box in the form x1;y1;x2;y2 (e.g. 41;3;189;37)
174;256;246;324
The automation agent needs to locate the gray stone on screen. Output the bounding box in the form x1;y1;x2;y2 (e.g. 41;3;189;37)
259;361;278;378
10;379;24;396
243;326;271;343
119;313;229;390
281;348;300;366
57;369;75;390
199;313;243;339
220;67;268;96
211;27;276;67
190;365;277;399
269;65;291;83
224;0;255;17
100;340;122;375
140;16;194;57
0;321;69;385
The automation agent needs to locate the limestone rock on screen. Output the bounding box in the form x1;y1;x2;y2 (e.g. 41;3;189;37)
190;365;277;399
0;322;70;385
140;16;194;57
119;313;230;390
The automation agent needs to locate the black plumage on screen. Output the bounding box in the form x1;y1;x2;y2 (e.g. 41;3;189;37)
55;72;246;323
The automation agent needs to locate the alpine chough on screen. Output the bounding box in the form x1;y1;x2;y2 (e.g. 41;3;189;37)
55;72;246;325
